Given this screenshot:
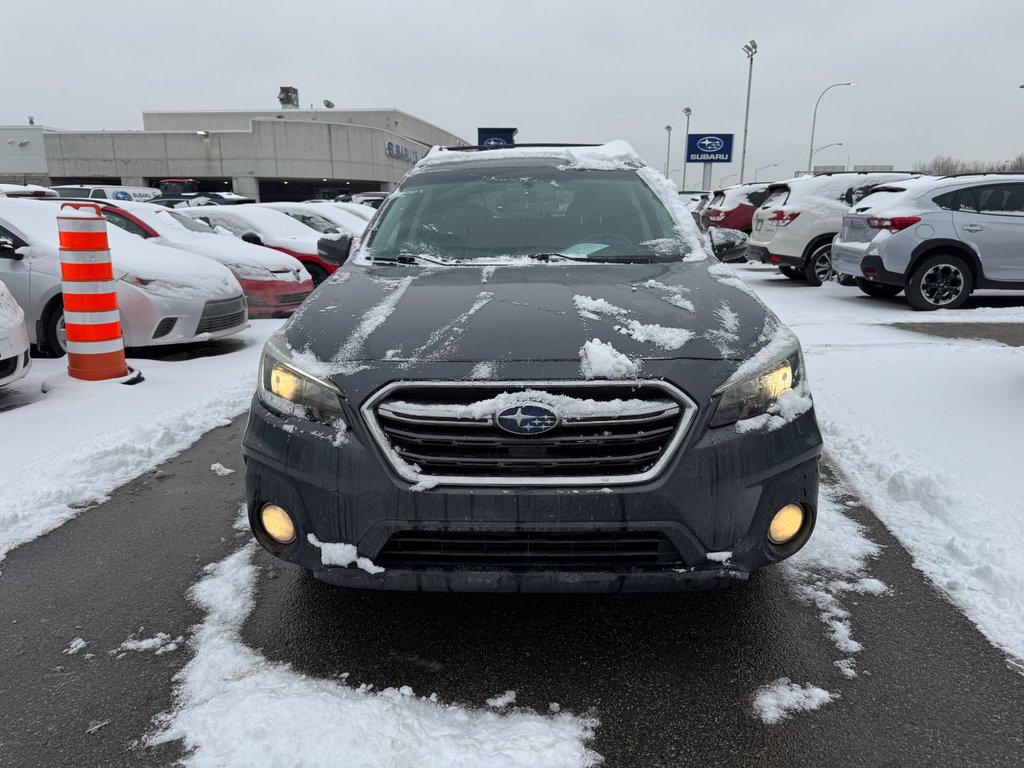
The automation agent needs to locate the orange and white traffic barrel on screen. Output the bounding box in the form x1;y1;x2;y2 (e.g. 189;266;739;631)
57;202;129;381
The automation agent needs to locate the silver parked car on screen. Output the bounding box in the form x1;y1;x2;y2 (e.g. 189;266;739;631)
0;199;248;355
832;174;1024;309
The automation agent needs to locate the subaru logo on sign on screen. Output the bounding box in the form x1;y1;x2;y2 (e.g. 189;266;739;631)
495;404;560;435
696;136;724;152
483;137;507;147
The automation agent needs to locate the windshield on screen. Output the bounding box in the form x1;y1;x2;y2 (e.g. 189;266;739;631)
285;211;340;234
364;166;691;264
163;210;217;233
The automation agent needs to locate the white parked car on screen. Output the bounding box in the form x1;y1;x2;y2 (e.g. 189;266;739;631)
85;200;314;318
302;200;375;222
747;172;917;285
0;280;31;387
51;184;160;202
178;205;347;285
257;201;368;237
0;183;58;199
0;199;248;356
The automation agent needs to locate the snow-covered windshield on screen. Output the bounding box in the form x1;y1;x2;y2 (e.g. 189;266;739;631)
163;210;217;233
365;167;692;264
283;211;340;234
761;188;790;208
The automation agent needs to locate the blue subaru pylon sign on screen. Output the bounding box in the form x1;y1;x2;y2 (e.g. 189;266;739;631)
687;133;734;163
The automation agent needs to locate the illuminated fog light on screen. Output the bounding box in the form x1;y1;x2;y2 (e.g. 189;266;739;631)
768;504;805;545
261;504;296;544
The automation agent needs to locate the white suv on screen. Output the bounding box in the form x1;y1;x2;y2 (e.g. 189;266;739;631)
747;172;917;285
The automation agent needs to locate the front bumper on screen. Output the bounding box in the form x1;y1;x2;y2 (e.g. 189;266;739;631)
242;374;823;593
0;322;31;387
240;277;314;318
118;286;249;347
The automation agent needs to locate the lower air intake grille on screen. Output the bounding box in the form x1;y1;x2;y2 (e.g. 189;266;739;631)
377;530;684;570
0;355;16;379
152;317;177;339
363;380;696;486
196;296;247;334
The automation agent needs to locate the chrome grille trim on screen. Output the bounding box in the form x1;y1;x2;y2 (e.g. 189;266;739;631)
361;380;698;487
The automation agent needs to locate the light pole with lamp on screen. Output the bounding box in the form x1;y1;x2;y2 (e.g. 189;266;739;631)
754;163;777;182
739;40;757;183
664;125;672;177
720;173;737;187
807;82;855;174
811;141;843;156
681;107;692;190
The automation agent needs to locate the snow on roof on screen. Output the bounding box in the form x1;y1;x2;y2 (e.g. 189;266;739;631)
417;140;645;172
0;183;57;198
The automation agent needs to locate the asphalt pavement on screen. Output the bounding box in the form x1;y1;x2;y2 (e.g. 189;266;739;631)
1;415;1022;767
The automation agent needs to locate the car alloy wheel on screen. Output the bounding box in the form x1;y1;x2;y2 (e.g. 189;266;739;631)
919;263;965;306
802;243;833;286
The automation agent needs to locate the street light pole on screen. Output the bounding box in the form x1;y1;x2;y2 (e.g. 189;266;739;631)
681;107;692;190
664;125;672;178
807;82;855;174
754;163;777;182
739;41;757;183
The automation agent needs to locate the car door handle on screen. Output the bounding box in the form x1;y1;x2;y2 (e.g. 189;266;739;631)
961;224;984;233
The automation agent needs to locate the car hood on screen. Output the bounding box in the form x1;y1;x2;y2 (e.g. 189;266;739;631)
154;233;307;274
264;235;321;255
284;260;776;367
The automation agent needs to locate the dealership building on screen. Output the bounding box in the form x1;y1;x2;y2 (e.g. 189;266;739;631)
0;97;467;201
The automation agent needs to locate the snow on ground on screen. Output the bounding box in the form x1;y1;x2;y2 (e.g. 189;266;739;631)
735;262;1024;666
150;543;600;768
752;678;836;725
0;320;282;564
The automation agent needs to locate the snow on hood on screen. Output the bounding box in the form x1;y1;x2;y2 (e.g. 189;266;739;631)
118;205;308;275
258;202;368;236
283;260;775;375
0;199;241;300
0;281;25;333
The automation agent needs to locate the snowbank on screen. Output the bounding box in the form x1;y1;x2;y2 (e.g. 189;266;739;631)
150;544;601;767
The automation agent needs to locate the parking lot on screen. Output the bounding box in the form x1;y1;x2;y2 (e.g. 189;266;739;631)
2;260;1023;767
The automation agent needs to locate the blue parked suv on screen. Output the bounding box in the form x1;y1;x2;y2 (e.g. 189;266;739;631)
832;174;1024;309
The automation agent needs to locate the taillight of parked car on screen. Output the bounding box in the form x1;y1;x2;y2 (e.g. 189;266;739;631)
708;209;725;221
866;216;921;232
769;210;800;226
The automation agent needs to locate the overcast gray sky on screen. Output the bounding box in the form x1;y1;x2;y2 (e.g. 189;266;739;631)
7;0;1022;187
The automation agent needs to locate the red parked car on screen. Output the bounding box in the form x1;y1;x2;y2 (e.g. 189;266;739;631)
700;182;771;234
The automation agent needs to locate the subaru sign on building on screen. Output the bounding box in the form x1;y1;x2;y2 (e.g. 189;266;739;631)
686;133;734;163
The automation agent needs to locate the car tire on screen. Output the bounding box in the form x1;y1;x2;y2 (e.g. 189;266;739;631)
802;243;833;287
778;266;804;281
906;254;973;310
306;263;329;286
855;278;903;298
40;297;68;358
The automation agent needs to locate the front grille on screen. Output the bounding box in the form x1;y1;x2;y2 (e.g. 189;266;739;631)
363;381;695;486
153;317;177;339
275;291;311;305
377;530;684;571
196;296;247;335
0;355;16;379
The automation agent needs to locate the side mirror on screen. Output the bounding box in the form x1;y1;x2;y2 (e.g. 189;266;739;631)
317;234;352;266
0;236;24;260
709;228;749;264
241;231;263;246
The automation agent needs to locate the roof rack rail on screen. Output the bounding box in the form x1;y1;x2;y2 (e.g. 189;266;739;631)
810;170;921;177
439;143;601;152
935;171;1024;179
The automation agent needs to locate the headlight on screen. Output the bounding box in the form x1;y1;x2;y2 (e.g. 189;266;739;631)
229;263;274;281
257;338;344;423
710;334;807;427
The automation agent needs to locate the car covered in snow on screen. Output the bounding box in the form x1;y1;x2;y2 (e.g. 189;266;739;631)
0;279;31;387
700;183;770;234
241;141;823;592
177;205;348;286
747;172;917;285
832;174;1024;309
256;201;369;238
0;198;248;356
62;200;314;319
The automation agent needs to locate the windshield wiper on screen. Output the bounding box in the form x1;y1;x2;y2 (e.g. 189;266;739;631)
371;254;447;265
521;252;589;262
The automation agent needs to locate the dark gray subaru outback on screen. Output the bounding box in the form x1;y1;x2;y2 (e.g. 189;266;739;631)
242;142;822;592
